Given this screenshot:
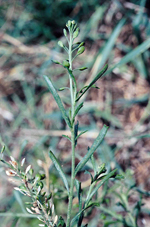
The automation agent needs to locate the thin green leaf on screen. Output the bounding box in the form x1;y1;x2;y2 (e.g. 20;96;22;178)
1;145;5;154
0;213;38;218
62;135;71;142
86;169;117;204
85;170;93;183
75;130;88;140
101;38;150;78
71;202;99;227
76;64;108;102
58;87;70;91
66;68;77;92
78;86;88;94
73;102;84;121
74;121;79;146
0;159;12;168
49;151;69;193
75;179;82;214
91;84;99;89
75;125;108;175
114;38;150;69
43;76;72;128
75;179;82;205
96;18;126;71
90;155;97;175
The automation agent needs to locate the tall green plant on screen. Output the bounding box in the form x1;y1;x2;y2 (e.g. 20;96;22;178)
1;20;118;227
44;20;116;227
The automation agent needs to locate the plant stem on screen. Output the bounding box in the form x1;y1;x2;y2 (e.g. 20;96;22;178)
66;30;76;227
66;128;75;227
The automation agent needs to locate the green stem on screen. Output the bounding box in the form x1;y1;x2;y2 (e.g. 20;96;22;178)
66;128;75;227
66;30;76;227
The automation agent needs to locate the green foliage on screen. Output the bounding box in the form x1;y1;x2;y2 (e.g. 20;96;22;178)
1;1;150;226
0;20;117;227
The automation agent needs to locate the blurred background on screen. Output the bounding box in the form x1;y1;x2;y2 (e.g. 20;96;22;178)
0;0;150;226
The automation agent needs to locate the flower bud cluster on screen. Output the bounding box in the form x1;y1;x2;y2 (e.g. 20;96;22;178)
53;20;87;74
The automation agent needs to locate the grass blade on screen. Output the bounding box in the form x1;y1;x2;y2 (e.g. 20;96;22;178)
75;125;108;175
96;18;126;71
49;150;69;193
44;75;72;128
101;38;150;78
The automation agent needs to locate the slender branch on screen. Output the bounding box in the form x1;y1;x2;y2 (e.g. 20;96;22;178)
66;27;76;227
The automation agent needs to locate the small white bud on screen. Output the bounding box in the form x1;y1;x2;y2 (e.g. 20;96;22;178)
58;41;64;48
37;159;43;167
6;169;17;176
25;165;31;174
14;187;26;195
51;204;54;214
9;160;18;169
10;156;15;161
63;28;67;37
26;207;34;214
21;158;25;167
54;215;58;224
37;186;41;194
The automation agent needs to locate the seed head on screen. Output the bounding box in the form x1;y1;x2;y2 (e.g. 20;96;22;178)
58;41;64;48
63;60;70;68
77;46;85;55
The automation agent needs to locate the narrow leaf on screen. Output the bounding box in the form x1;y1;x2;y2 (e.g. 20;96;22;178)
75;125;108;175
66;68;77;92
74;121;79;146
49;151;69;193
76;64;108;102
73;102;84;121
86;169;117;204
75;179;82;212
62;135;71;142
58;87;70;91
85;170;93;183
43;76;71;128
101;37;150;78
1;145;5;154
0;159;12;168
71;202;99;226
90;155;97;175
96;18;126;71
75;130;88;140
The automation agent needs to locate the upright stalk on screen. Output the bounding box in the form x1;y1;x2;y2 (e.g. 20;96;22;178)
66;28;76;227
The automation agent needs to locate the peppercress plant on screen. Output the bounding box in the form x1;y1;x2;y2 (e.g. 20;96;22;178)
1;20;121;227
